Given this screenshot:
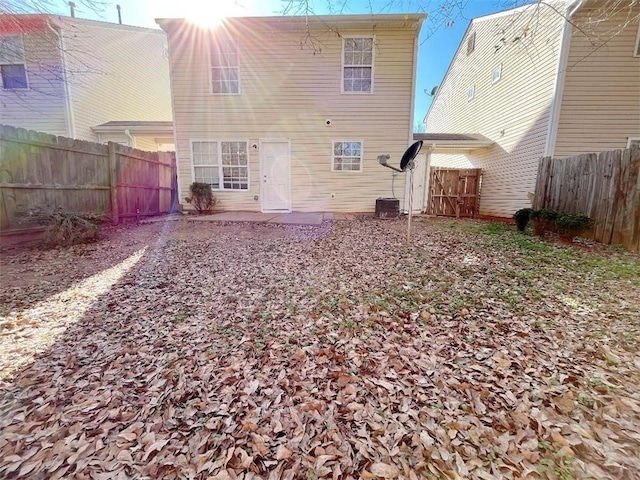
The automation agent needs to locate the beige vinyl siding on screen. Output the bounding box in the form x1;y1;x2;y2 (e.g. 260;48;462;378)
165;19;417;212
61;18;172;142
554;7;640;158
426;2;566;217
133;136;161;151
430;152;473;168
0;30;69;136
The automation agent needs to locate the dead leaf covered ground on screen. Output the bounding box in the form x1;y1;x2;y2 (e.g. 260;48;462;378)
0;217;639;479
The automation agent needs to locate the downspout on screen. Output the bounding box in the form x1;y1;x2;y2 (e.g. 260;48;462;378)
544;0;584;157
408;17;424;146
405;16;425;213
124;129;135;148
47;22;76;138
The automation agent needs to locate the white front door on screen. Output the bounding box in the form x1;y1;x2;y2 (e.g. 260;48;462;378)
260;140;291;212
404;152;427;213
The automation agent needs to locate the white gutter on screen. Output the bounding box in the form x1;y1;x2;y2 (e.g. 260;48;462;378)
544;0;584;157
47;22;76;138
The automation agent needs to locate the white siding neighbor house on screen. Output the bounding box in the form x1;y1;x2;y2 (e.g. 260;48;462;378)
0;14;173;151
157;14;424;213
424;0;640;218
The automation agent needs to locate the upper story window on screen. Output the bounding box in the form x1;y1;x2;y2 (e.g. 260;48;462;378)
210;37;239;94
467;85;475;101
634;24;640;57
332;141;363;171
492;64;502;83
0;35;28;90
192;140;249;190
343;37;373;94
467;31;476;56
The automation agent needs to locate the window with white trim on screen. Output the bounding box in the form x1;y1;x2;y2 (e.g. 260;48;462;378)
627;137;640;148
192;140;249;190
0;36;28;89
332;141;363;171
634;24;640;57
343;37;373;93
492;64;502;83
467;85;475;101
210;37;239;94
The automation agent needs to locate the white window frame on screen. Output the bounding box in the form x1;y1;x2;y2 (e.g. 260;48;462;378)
467;85;475;101
190;140;250;191
341;36;375;94
634;24;640;57
209;36;240;95
0;35;29;90
331;140;364;172
492;64;502;83
627;137;640;148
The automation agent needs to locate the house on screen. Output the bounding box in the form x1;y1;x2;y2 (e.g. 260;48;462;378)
423;0;640;218
156;14;424;213
0;14;173;151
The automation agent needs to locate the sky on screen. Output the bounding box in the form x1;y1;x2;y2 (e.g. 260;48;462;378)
38;0;509;123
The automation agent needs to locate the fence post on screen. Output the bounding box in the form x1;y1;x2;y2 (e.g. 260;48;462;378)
108;142;119;225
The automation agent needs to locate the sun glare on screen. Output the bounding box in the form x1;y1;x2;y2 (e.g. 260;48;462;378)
185;0;246;28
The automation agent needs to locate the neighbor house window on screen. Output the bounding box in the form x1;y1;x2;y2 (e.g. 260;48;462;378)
627;137;640;148
634;24;640;57
0;36;28;89
467;85;475;101
467;31;476;55
343;37;373;93
210;37;239;94
192;140;249;190
492;64;502;83
332;141;363;171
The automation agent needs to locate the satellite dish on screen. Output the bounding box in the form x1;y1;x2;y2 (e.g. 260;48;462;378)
400;140;423;171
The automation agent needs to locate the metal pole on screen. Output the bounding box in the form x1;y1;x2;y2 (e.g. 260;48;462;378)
407;168;413;244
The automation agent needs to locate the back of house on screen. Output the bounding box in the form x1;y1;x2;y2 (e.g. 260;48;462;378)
157;14;424;213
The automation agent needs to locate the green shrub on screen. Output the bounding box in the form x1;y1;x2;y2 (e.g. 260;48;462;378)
185;182;217;214
555;213;591;232
513;208;533;232
530;209;559;236
531;208;559;221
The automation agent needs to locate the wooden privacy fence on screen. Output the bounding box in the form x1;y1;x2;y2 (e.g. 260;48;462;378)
534;147;639;252
0;124;177;236
426;167;482;218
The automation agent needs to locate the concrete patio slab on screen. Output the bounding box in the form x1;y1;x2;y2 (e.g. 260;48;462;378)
190;212;279;223
267;212;324;225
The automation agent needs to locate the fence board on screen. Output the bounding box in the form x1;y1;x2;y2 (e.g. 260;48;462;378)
534;147;639;252
0;124;176;237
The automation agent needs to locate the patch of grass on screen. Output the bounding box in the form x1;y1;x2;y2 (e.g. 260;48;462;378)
339;318;357;330
480;222;511;236
588;257;640;284
171;315;187;324
577;393;595;408
514;236;553;253
537;456;576;480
